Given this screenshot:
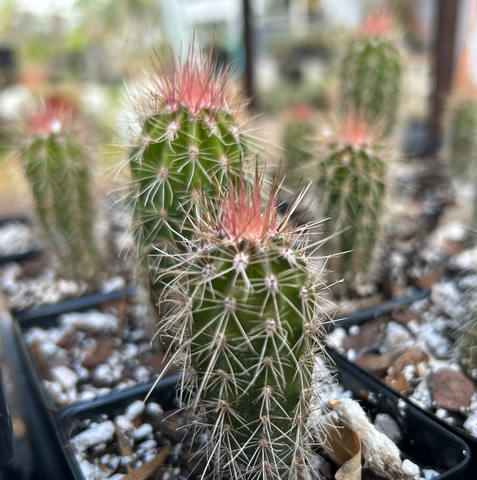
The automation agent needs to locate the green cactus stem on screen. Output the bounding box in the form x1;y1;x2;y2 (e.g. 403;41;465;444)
158;173;332;479
127;48;253;309
20;99;101;282
314;115;387;293
339;11;402;136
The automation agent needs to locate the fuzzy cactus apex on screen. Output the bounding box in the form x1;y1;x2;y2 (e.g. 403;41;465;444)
158;172;333;479
127;45;254;310
339;10;401;136
19;99;101;282
314;115;387;291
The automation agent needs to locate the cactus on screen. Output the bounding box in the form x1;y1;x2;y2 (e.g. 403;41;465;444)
314;115;387;292
339;11;401;136
127;47;252;308
19;99;101;282
459;285;477;378
446;96;477;181
158;173;332;479
282;104;316;190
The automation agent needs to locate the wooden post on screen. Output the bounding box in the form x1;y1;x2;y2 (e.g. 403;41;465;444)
242;0;256;108
429;0;461;142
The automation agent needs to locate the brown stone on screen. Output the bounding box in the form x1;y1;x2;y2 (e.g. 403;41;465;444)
391;310;420;326
429;368;477;412
388;347;429;376
356;351;402;377
412;269;444;290
384;373;410;394
140;351;178;375
343;317;390;356
82;336;114;368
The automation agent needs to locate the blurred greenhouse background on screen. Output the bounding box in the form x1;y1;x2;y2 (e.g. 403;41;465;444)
0;0;437;215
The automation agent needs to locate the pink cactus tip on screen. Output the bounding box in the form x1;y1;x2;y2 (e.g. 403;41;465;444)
220;171;279;244
341;115;371;148
155;47;230;116
28;96;75;136
289;103;313;121
363;11;394;37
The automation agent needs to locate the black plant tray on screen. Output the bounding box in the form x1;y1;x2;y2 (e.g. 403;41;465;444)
13;287;138;414
332;288;431;331
55;375;179;480
330;351;470;479
0;216;41;264
13;285;136;324
55;360;469;480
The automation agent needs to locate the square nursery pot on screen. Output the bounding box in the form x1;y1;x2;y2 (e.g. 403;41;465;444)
53;362;470;480
329;294;477;480
0;216;42;264
10;291;175;480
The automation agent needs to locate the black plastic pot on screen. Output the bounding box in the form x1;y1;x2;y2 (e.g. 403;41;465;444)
0;216;41;264
55;375;178;480
333;288;431;331
14;284;136;324
330;294;477;479
0;364;14;466
54;362;470;480
330;351;470;479
13;287;137;415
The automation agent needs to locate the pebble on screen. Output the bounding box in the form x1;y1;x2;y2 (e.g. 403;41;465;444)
464;413;477;437
373;413;402;443
380;322;415;354
134;423;153;440
114;415;134;434
133;366;150;383
146;402;163;417
402;459;420;477
138;439;157;451
125;400;145;421
422;469;439;480
50;365;79;391
61;312;119;333
72;420;115;453
328;328;347;349
101;275;126;293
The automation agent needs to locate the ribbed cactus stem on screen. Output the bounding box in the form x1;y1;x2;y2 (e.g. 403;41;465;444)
314;116;387;291
159;174;331;479
128;47;251;308
21;99;100;282
339;11;401;135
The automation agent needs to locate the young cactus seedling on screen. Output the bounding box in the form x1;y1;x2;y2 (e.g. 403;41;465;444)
19;99;101;283
313;115;388;295
339;10;402;136
157;171;333;479
126;45;254;309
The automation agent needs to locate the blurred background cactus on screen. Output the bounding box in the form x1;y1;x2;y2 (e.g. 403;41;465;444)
158;174;331;479
17;97;101;283
339;10;402;136
282;103;316;190
127;48;253;310
446;95;477;182
313;115;388;295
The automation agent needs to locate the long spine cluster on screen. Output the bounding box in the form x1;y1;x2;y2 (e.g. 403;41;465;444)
158;176;331;479
20;99;100;282
339;11;401;135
